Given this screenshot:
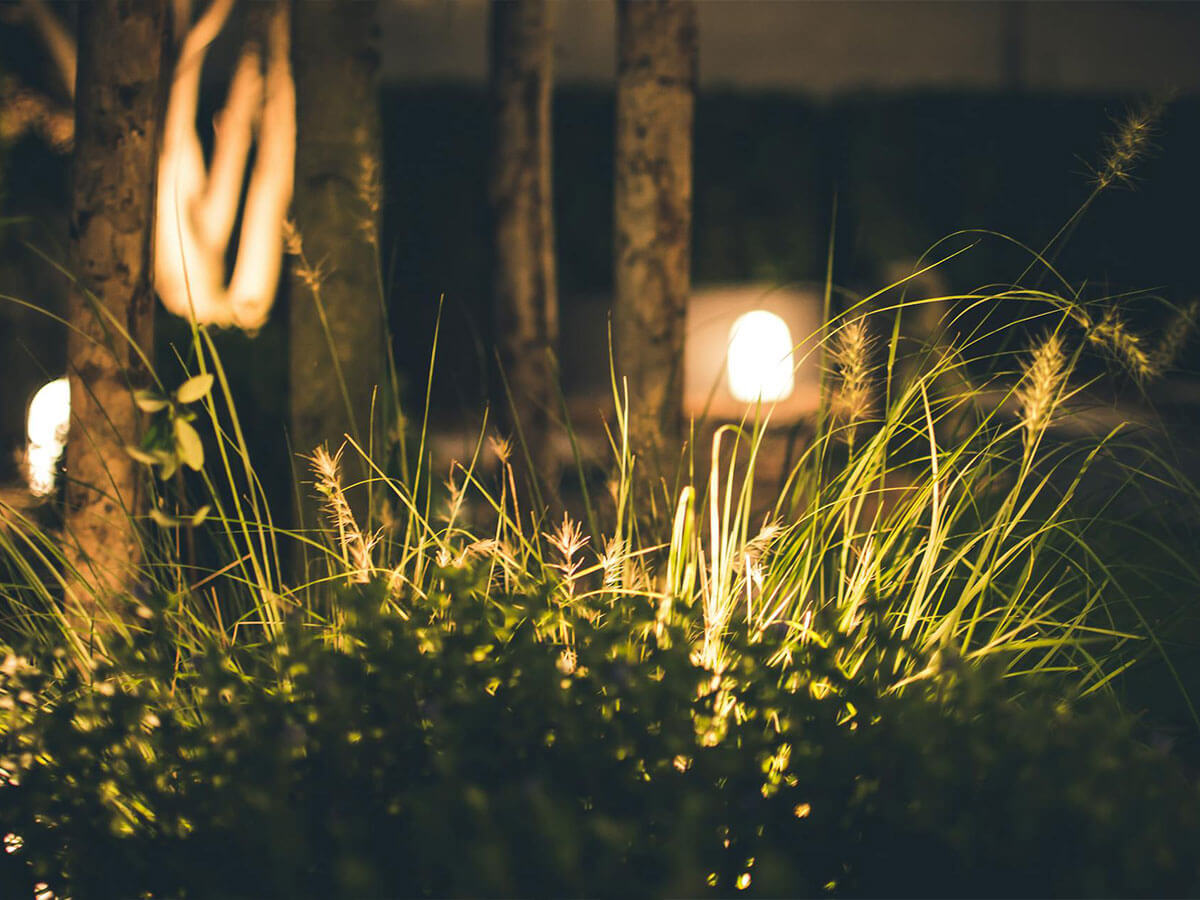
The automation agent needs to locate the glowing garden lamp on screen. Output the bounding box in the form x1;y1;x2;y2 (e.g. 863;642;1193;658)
726;309;795;403
683;284;821;424
26;377;70;497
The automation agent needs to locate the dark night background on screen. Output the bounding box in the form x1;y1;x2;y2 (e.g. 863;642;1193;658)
7;6;1200;890
4;1;1200;488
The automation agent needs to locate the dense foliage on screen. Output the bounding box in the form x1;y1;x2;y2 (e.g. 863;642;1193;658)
2;97;1199;900
2;573;1197;899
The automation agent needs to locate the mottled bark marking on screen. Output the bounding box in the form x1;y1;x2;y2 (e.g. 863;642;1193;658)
614;0;697;485
489;0;558;482
64;0;168;632
289;0;386;536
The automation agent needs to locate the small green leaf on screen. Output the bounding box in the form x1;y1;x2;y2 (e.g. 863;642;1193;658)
125;444;159;465
175;373;214;405
149;507;180;528
134;390;169;413
174;418;204;471
151;504;209;528
159;452;178;480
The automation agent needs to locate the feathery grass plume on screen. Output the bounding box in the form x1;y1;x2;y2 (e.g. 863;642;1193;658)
308;444;378;583
442;469;466;524
487;434;513;467
374;491;399;537
455;538;500;568
281;218;303;257
356;147;382;248
544;512;588;599
599;535;627;591
1089;308;1157;382
829;316;875;440
1090;99;1163;191
283;218;328;291
294;250;328;294
1015;332;1069;450
543;512;590;648
1152;300;1199;374
736;519;782;575
487;433;522;548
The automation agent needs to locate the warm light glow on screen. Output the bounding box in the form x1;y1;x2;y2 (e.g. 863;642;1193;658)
154;0;295;330
727;310;795;403
26;377;70;497
22;0;294;331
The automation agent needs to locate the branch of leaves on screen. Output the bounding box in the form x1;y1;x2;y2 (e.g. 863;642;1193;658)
126;373;213;527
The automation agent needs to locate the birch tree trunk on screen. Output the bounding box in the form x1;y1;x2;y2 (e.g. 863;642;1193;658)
289;0;385;534
614;0;697;488
63;0;167;635
488;0;559;486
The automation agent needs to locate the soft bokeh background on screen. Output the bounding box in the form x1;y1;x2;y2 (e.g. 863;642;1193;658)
4;0;1200;481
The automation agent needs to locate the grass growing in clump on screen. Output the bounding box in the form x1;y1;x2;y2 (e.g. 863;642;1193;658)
2;101;1200;896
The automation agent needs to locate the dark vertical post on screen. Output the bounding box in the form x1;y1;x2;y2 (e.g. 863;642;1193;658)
289;0;386;535
64;0;168;634
489;0;559;489
614;0;697;493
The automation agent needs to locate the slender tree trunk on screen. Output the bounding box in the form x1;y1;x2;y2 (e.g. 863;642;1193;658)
63;0;167;634
289;0;385;535
489;0;559;487
614;0;697;488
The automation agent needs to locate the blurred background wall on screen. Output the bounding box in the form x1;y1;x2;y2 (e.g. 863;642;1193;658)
4;1;1200;490
383;0;1200;95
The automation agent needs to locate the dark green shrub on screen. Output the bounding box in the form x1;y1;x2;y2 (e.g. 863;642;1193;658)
1;576;1197;898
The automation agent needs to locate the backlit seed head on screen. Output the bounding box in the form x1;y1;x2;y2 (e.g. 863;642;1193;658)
1091;99;1163;191
282;218;303;257
830;316;875;437
488;435;513;465
1016;332;1068;446
1152;300;1199;375
1089;310;1156;382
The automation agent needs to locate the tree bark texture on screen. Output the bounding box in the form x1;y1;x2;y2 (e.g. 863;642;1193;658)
614;0;696;484
289;0;386;531
488;0;558;483
64;0;167;630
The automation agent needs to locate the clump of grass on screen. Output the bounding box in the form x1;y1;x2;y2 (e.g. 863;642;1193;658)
3;270;1195;710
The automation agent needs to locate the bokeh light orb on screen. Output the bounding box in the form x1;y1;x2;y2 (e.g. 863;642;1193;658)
726;310;795;403
26;377;70;497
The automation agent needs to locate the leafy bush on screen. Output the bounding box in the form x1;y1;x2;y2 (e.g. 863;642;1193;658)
2;576;1197;899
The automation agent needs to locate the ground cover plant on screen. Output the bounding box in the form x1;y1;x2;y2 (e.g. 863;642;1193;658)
2;104;1200;898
